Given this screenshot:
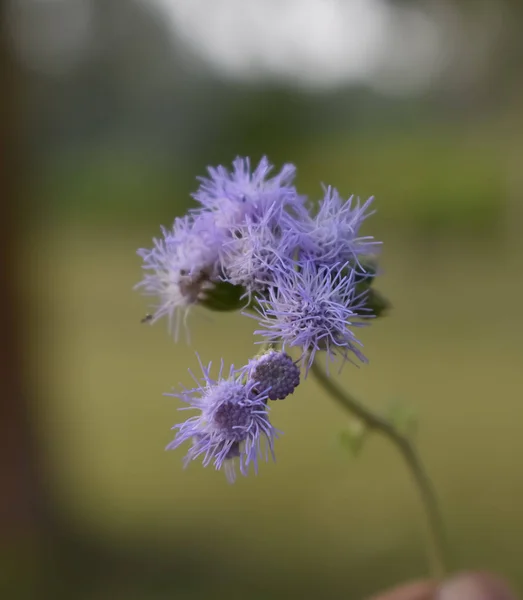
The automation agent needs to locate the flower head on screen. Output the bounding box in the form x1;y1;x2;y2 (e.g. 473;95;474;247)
246;350;300;400
135;212;223;339
166;358;279;482
192;156;305;229
301;187;380;271
251;261;371;372
219;210;303;293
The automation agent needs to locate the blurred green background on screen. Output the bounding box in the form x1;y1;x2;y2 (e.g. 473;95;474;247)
2;0;523;598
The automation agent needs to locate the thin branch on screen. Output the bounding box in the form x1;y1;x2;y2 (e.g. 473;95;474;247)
311;359;448;579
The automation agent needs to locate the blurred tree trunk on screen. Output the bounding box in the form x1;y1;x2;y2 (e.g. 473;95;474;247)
0;5;48;545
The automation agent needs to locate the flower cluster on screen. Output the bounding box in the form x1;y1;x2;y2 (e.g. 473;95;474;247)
137;157;384;481
165;351;300;482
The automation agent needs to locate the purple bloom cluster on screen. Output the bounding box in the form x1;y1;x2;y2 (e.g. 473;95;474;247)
137;156;379;363
253;262;369;372
166;357;280;483
192;156;305;228
135;213;224;340
298;186;379;267
137;156;382;480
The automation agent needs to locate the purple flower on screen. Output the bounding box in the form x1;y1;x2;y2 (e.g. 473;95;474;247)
135;212;224;339
192;156;306;229
245;350;300;400
300;187;380;270
166;358;279;482
219;210;303;292
251;261;371;372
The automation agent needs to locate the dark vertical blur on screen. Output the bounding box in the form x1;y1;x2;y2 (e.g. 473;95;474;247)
0;3;44;540
0;7;52;598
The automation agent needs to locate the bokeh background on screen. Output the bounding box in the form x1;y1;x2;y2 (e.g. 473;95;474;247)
2;0;523;598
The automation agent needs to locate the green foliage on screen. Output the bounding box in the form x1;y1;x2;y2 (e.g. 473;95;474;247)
353;260;391;319
199;281;247;312
385;400;418;439
339;420;368;457
299;125;506;233
35;152;189;224
364;289;392;318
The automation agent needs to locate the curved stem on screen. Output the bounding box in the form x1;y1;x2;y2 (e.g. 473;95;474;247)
310;359;448;579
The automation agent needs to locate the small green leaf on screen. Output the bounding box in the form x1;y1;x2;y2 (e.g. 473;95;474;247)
339;420;368;457
386;400;418;438
364;288;391;318
343;258;378;288
199;281;247;312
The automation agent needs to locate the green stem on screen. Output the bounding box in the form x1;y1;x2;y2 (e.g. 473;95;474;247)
310;359;448;580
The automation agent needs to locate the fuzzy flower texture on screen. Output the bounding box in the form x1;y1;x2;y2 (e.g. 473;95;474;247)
136;157;383;482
